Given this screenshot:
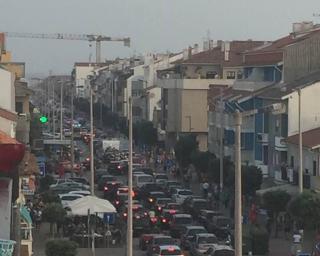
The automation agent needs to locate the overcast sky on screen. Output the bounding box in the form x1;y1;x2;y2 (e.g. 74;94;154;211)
0;0;319;76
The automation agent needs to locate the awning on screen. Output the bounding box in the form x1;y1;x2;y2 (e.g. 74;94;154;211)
256;183;299;196
0;130;25;172
286;127;320;150
68;196;116;216
20;206;32;224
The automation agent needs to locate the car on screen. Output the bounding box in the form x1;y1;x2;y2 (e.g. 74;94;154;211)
133;174;154;188
147;235;176;256
206;245;234;256
190;233;218;256
136;167;154;176
139;233;159;251
97;175;116;190
51;182;89;192
146;191;167;208
155;198;173;214
69;177;90;186
159;209;180;229
207;216;232;240
165;203;181;211
183;198;210;218
138;183;164;200
171;189;193;204
123;205;150;236
180;226;207;250
49;178;76;188
59;193;83;208
94;169;109;182
164;181;181;192
68;190;91;197
169;214;193;238
198;210;223;229
153;173;169;184
103;180;123;199
152;245;183;256
108;161;127;175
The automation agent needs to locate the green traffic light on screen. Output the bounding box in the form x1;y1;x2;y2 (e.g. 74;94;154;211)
39;116;48;123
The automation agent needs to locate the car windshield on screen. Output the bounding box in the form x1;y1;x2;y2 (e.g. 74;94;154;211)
213;250;234;256
156;175;168;179
179;190;192;196
198;236;217;244
189;229;206;236
175;217;192;224
161;249;182;255
158;199;171;204
154;238;174;245
139;176;153;182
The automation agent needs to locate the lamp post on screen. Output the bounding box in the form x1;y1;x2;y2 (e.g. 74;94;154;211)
127;96;133;256
298;88;303;193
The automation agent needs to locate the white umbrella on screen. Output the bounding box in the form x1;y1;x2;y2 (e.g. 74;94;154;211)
68;195;116;216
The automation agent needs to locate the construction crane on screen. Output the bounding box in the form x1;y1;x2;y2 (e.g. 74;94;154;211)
4;32;130;63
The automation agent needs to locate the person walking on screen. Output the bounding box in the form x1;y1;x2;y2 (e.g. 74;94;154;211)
202;181;209;198
291;230;302;256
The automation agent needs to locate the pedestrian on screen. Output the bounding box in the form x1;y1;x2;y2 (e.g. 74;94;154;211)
34;208;42;230
284;214;291;240
291;230;302;256
202;181;209;198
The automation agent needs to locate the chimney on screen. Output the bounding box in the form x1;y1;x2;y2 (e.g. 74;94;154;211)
183;48;189;60
188;46;192;58
224;41;230;61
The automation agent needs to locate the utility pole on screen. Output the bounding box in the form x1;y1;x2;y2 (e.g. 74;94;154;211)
52;81;56;137
298;88;303;193
219;88;224;191
127;96;133;256
60;81;63;141
234;110;242;256
90;86;95;196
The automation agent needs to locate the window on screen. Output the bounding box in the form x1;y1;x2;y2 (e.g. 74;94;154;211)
237;70;243;79
226;71;236;79
16;102;23;113
206;71;217;79
313;161;317;176
263;146;268;165
290;156;294;168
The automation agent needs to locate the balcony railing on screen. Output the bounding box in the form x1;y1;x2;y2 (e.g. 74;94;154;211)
0;239;16;256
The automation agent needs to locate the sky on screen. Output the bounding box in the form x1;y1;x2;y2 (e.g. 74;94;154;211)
0;0;319;76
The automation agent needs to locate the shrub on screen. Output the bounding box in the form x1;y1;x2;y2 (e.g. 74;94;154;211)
45;240;78;256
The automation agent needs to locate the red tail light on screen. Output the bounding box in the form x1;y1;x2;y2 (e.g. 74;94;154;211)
162;218;167;223
104;186;108;191
169;210;176;214
117;165;121;169
123;213;127;217
115;200;120;205
158;206;162;211
151;217;157;223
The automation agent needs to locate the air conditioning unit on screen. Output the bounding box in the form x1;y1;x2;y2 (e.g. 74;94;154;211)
256;133;268;143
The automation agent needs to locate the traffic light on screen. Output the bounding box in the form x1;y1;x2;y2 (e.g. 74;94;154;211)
39;115;48;123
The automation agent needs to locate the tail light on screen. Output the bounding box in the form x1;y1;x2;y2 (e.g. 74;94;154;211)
104;186;108;191
112;182;116;185
117;165;121;169
162;218;167;223
144;212;148;216
115;200;120;205
123;213;127;217
169;210;176;214
151;217;157;223
158;206;162;211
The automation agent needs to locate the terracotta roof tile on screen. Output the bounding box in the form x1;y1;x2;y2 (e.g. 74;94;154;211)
286;127;320;149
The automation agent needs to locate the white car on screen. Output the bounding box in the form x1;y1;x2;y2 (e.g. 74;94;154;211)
171;188;193;204
68;190;91;196
190;233;218;256
50;179;76;188
59;193;84;208
152;245;183;256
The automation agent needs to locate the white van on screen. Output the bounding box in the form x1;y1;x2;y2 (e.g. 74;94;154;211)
133;174;153;188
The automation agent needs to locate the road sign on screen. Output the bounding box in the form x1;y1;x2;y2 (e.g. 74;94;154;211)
103;213;115;224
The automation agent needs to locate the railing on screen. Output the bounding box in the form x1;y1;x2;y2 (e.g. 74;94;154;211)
0;239;16;256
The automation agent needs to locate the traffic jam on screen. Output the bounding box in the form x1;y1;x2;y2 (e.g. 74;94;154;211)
98;147;235;256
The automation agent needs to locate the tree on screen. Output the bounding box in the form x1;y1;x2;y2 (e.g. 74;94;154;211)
263;190;291;237
191;151;215;179
45;240;78;256
242;165;263;196
43;203;66;236
133;121;157;147
287;191;320;230
174;135;198;169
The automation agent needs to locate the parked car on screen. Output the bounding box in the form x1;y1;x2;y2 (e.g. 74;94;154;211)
49;178;76;188
190;233;218;256
180;226;207;250
160;209;180;229
146;191;167;208
68;190;91;197
155;198;173;214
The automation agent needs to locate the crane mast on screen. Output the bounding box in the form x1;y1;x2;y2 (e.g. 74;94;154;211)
4;32;130;63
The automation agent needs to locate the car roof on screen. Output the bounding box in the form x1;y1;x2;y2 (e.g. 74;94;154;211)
158;245;181;250
212;245;234;251
174;214;192;218
153;235;172;239
196;233;216;238
150;191;165;195
59;193;83;198
186;226;206;230
68;190;90;194
176;188;192;192
193;198;207;202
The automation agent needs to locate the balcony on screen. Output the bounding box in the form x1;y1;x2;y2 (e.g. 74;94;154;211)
158;78;234;90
